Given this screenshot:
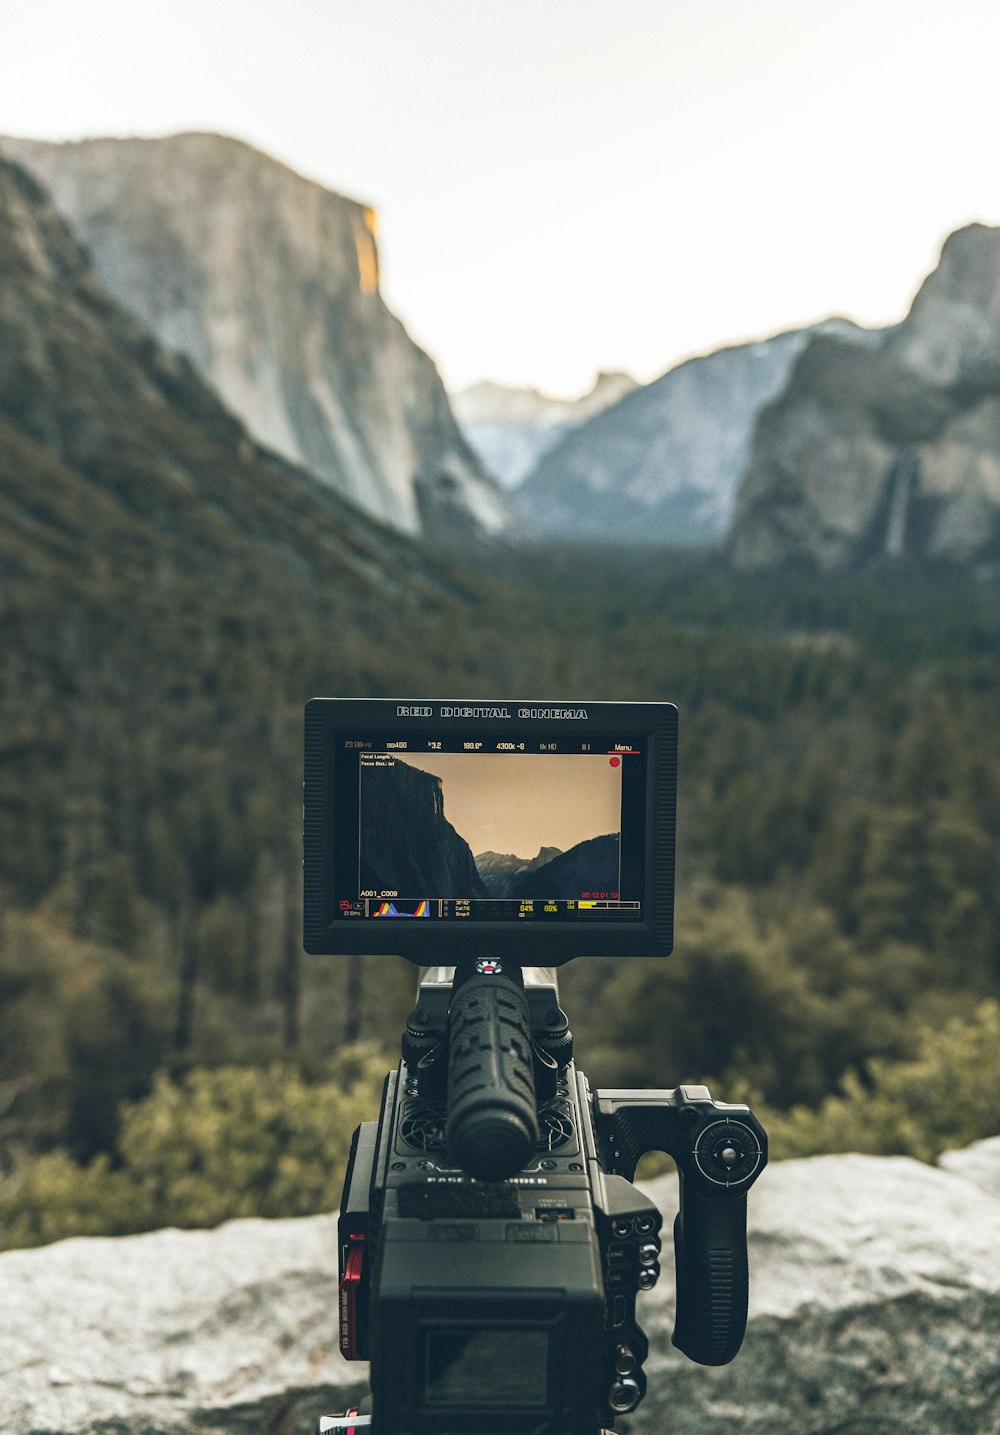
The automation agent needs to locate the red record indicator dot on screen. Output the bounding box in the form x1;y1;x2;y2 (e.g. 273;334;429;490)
610;756;621;767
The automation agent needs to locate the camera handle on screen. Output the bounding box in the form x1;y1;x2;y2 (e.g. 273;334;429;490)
595;1087;767;1366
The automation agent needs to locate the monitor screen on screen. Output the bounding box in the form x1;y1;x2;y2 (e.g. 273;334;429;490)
423;1327;548;1408
304;700;676;962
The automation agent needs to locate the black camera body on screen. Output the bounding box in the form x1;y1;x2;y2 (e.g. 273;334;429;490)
303;700;767;1435
338;968;766;1435
335;964;763;1435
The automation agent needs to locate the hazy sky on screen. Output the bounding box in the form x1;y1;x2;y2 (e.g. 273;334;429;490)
3;0;999;395
392;753;622;857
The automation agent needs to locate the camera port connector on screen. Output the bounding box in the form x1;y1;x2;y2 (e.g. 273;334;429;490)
608;1376;642;1413
614;1344;637;1375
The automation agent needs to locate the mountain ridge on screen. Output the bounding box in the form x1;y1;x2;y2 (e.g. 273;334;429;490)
508;832;620;901
512;320;877;544
453;372;639;489
474;845;563;898
0;152;460;597
0;131;520;544
727;224;1000;571
360;759;488;898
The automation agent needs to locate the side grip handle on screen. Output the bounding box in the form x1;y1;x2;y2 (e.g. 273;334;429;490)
671;1189;749;1365
594;1092;682;1180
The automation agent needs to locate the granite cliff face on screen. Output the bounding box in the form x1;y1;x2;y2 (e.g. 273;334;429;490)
0;132;517;543
0;151;451;599
0;131;481;883
729;225;1000;571
359;759;488;899
883;222;1000;389
512;322;873;544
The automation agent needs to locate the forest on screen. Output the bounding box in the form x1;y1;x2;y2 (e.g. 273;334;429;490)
1;529;999;1247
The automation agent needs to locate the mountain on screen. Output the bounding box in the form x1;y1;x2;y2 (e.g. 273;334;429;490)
0;152;452;602
728;225;1000;571
474;845;562;898
452;372;639;489
508;833;620;901
512;322;875;544
0;147;481;1004
881;222;1000;389
360;759;488;898
0;132;518;544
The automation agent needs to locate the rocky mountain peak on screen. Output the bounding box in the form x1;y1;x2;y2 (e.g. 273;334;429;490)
727;224;1000;571
0;131;519;542
452;370;639;489
511;321;874;543
882;222;1000;390
0;148;460;616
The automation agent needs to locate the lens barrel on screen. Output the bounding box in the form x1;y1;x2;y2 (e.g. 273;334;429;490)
446;963;538;1180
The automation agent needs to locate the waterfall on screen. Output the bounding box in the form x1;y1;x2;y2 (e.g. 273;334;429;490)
885;451;919;558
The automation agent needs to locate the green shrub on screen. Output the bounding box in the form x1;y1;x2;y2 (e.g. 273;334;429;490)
0;1149;155;1250
117;1045;387;1226
4;1000;1000;1251
0;1043;388;1249
576;885;933;1107
761;1000;1000;1162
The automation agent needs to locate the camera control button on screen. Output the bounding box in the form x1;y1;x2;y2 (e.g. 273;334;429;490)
693;1119;762;1186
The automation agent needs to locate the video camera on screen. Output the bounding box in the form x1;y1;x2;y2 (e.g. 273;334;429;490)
304;699;767;1435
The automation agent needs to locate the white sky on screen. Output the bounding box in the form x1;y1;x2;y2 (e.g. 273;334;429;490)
2;0;999;396
391;752;622;857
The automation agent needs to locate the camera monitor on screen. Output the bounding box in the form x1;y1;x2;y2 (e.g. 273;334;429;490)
304;698;676;964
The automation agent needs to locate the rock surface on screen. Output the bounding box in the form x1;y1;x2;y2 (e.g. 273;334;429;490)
728;225;1000;571
0;152;454;607
0;1214;361;1435
883;223;1000;390
4;1144;1000;1434
512;322;874;544
358;757;488;899
938;1133;1000;1198
636;1151;1000;1435
0;132;517;543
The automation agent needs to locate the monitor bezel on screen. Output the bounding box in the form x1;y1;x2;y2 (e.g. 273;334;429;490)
303;698;676;964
